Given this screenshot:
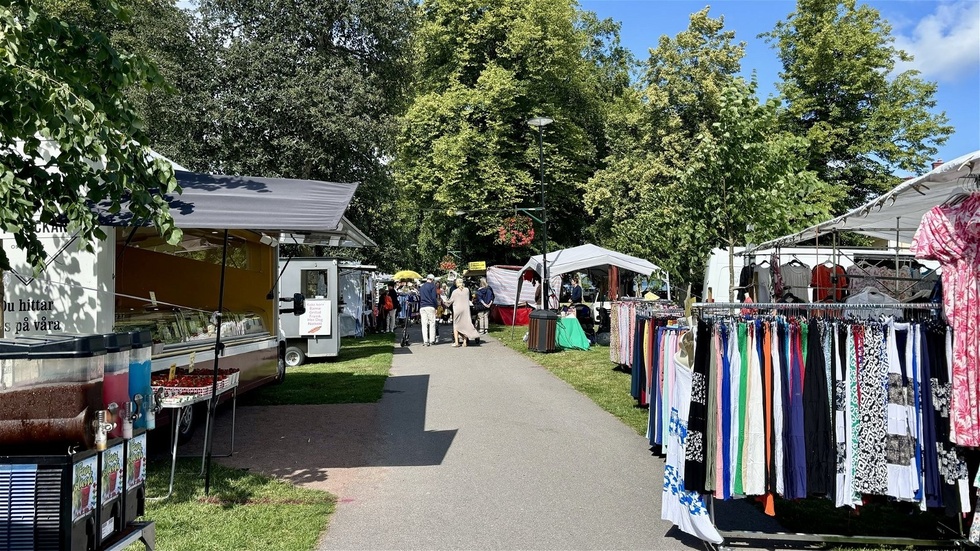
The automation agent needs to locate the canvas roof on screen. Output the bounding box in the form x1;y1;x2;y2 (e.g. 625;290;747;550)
95;170;374;246
750;150;980;251
517;243;662;278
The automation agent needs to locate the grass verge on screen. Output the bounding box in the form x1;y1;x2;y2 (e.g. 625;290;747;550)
489;324;648;435
128;459;333;551
243;333;394;405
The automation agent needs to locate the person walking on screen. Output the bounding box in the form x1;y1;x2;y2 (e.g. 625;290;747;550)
474;278;494;334
419;274;439;346
380;282;400;333
444;278;481;347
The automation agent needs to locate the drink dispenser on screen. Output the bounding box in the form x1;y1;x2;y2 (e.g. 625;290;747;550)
0;334;106;451
100;332;132;439
128;330;154;430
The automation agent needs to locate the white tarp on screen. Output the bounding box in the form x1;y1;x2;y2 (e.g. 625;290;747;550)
487;265;560;307
518;243;661;279
751;150;980;250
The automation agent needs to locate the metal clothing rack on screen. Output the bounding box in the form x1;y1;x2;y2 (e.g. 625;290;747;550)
691;300;966;549
692;301;941;312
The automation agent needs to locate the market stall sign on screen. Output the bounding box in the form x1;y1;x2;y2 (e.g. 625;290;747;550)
299;299;331;336
468;261;486;271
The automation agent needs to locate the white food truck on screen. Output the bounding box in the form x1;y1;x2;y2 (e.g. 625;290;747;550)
278;258;376;366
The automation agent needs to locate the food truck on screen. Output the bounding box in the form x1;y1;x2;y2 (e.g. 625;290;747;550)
278;258;376;366
1;171;371;443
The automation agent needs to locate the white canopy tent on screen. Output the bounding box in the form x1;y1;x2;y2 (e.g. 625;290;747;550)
749;150;980;250
514;244;666;313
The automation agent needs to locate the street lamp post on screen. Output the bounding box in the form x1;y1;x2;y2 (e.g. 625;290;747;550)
527;116;553;308
526;116;556;353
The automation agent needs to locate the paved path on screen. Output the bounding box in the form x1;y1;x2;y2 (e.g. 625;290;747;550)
186;324;779;550
317;325;748;551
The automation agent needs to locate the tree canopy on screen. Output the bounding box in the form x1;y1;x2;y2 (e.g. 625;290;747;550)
395;0;633;270
764;0;952;210
0;0;180;272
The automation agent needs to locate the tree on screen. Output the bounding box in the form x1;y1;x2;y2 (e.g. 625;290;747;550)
396;0;633;270
0;0;180;271
584;8;744;282
194;0;416;270
585;8;840;287
764;0;953;210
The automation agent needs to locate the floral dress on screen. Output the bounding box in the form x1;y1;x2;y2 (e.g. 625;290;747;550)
911;194;980;447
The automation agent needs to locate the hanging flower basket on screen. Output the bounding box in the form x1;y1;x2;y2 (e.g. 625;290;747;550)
496;215;535;248
439;255;457;272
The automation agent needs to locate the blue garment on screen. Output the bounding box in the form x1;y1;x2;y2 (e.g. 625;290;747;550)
419;282;439;308
720;323;732;499
570;285;583;303
786;322;807;499
476;286;494;307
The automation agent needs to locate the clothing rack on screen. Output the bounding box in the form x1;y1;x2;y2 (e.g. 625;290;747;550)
692;301;940;311
689;302;965;550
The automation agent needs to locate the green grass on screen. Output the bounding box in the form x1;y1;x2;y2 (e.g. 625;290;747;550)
242;333;395;405
127;459;334;551
489;324;649;434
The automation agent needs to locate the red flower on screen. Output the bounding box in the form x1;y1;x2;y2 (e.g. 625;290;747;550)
495;215;535;248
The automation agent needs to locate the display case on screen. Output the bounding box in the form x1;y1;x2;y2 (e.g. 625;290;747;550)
112;309;269;353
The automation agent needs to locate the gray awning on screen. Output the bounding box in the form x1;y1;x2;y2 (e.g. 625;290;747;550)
749;150;980;251
97;170;359;233
281;217;377;248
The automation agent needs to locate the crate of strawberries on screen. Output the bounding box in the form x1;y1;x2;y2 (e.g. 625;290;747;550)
151;367;240;401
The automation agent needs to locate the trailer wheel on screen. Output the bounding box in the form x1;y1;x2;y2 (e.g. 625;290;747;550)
285;346;305;367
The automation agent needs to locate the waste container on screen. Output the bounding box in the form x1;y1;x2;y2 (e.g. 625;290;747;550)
527;309;558;353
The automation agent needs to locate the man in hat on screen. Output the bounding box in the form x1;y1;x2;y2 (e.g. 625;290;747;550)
419;273;439;346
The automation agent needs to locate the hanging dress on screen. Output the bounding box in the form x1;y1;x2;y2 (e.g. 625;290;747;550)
803;319;833;497
661;333;723;544
885;321;918;501
854;322;888;496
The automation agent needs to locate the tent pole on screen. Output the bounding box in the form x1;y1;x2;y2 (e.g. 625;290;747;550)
204;229;229;495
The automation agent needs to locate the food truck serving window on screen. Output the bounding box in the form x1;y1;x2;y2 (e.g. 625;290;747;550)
302;270;329;299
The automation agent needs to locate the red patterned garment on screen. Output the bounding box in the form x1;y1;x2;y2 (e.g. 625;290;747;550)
911;194;980;447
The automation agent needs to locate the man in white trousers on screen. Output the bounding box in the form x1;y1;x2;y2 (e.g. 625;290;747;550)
418;274;439;346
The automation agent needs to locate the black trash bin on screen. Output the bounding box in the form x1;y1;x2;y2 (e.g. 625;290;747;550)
527;309;558;353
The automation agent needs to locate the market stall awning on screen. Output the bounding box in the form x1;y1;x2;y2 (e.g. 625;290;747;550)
96;170;359;233
749;150;980;250
280;217;377;248
517;243;662;278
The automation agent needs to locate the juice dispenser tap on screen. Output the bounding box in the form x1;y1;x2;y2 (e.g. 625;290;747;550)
146;387;162;430
121;395;142;439
93;408;115;451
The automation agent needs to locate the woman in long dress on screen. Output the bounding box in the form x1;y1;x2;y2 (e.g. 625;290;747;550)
445;278;481;347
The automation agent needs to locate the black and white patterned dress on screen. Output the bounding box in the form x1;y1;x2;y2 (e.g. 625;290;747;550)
854;322;888;495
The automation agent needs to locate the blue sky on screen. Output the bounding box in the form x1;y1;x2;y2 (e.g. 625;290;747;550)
579;0;980;176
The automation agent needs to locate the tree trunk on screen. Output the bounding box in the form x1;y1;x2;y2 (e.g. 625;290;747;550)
727;237;736;303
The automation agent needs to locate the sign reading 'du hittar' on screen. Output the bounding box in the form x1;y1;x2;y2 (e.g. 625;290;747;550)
2;298;63;333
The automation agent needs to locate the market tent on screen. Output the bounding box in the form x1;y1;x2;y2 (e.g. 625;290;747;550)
750;150;980;250
517;243;662;280
487;265;560;306
513;244;664;330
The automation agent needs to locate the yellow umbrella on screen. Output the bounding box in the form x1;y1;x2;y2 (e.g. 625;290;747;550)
393;270;422;281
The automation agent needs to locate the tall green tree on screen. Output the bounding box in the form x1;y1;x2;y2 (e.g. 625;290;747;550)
192;0;416;269
764;0;953;210
1;0;180;271
584;8;744;282
585;8;840;287
396;0;633;271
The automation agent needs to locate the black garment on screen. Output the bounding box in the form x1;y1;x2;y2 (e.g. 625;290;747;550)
926;322;968;515
919;325;941;509
803;320;833;497
684;319;712;493
736;264;755;301
630;318;646;400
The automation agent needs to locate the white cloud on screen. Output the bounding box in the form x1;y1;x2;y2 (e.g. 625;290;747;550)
892;1;980;82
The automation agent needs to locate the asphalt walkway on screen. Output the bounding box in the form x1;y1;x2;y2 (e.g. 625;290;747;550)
312;324;777;550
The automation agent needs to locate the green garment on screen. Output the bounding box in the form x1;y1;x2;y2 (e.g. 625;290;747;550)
556;317;590;351
735;322;748;496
